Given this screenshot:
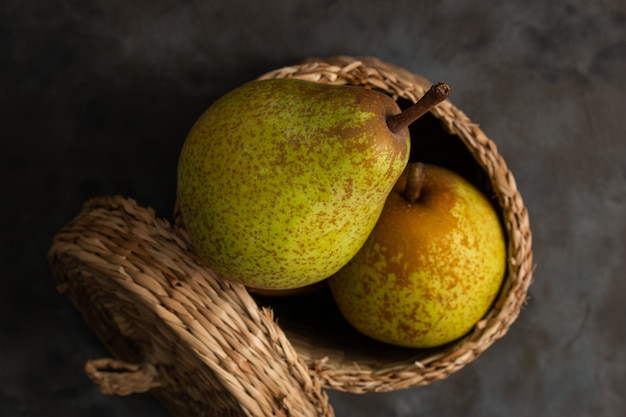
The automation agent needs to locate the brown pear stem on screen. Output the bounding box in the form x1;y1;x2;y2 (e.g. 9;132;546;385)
403;162;426;203
387;83;451;133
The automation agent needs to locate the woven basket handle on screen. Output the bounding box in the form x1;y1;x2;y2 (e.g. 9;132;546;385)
84;358;161;396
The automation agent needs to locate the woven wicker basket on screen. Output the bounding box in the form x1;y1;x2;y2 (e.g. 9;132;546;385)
48;55;533;417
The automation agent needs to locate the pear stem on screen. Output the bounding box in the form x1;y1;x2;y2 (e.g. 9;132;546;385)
387;83;451;133
403;162;426;203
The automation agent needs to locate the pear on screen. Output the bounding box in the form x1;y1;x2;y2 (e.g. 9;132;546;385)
328;162;506;348
177;79;449;290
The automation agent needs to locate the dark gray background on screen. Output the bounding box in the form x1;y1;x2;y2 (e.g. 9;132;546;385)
2;1;625;416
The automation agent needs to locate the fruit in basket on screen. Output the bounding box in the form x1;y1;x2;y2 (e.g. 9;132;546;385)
177;78;449;290
328;162;506;348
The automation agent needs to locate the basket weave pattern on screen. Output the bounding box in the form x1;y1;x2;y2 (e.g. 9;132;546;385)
48;56;533;416
51;196;333;417
258;55;533;392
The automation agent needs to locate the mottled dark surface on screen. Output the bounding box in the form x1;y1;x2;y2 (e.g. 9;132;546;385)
2;1;625;416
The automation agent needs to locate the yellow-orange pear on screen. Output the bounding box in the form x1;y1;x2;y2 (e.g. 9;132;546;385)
329;162;506;348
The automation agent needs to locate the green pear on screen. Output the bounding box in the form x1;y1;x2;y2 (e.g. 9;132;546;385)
328;162;506;348
177;79;449;290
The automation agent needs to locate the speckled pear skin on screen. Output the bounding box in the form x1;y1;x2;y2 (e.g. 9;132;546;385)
328;164;506;348
177;78;410;290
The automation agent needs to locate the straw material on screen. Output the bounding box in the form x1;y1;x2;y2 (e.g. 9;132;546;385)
48;55;533;415
255;55;534;393
49;196;332;417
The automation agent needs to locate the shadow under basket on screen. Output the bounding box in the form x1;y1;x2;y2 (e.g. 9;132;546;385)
48;56;533;417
